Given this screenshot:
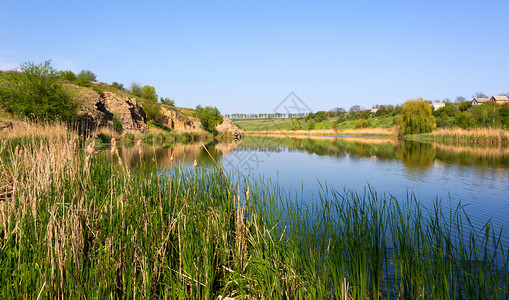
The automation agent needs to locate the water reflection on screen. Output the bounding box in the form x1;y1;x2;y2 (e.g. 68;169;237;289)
113;140;242;171
238;136;509;172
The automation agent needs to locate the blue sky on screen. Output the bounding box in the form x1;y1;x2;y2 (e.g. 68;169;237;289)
1;0;508;114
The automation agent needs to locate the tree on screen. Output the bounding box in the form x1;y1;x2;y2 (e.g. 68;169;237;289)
474;92;487;98
75;70;97;86
195;105;223;133
111;82;125;91
290;118;300;130
349;105;361;114
355;118;369;128
77;70;97;81
396;98;435;135
0;60;77;120
129;82;142;96
140;85;158;102
160;97;175;106
58;70;77;81
455;96;466;103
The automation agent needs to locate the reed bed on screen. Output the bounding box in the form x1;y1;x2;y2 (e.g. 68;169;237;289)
0;129;507;299
429;128;509;144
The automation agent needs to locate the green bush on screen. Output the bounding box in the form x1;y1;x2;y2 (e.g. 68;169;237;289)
142;101;164;122
58;70;77;82
355;118;369;128
97;133;111;143
124;132;135;140
113;117;123;132
142;133;154;141
0;60;78;121
140;85;158;102
195;105;223;133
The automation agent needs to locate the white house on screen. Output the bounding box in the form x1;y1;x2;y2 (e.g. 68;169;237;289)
431;102;445;110
472;97;490;106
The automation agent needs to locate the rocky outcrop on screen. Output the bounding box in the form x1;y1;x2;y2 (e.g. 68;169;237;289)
73;87;148;134
216;117;241;133
101;91;148;132
160;106;198;131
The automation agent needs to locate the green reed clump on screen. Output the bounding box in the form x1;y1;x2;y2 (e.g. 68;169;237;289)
0;135;507;299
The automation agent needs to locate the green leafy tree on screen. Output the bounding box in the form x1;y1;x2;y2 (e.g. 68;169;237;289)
290;118;300;130
332;121;339;132
307;120;315;130
74;70;97;87
355;118;369;128
129;82;142;96
78;70;96;81
142;101;164;122
195;105;223;133
111;82;125;91
140;85;158;102
0;60;77;120
160;97;175;106
58;70;77;82
396;98;435;135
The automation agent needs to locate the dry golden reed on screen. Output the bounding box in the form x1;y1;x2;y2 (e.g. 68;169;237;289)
429;127;509;144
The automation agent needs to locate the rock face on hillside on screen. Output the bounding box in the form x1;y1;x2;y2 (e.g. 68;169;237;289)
159;106;198;131
74;88;148;134
70;84;240;135
216;117;241;133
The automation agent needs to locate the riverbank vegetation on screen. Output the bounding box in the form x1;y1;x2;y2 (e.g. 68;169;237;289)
0;60;230;140
0;125;507;298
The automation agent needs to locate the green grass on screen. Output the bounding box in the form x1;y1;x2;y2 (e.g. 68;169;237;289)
234;116;396;131
0;135;507;298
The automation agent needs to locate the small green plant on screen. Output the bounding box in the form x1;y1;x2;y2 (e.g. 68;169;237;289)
113;116;123;133
141;133;154;141
355;118;369;128
96;133;111;143
124;132;135;140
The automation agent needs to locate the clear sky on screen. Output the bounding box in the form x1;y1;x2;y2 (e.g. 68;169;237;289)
1;0;508;114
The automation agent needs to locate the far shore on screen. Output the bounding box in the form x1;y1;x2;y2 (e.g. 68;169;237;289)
245;127;399;137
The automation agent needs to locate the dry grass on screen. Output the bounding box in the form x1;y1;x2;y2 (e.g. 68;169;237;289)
429;127;509;144
247;126;398;137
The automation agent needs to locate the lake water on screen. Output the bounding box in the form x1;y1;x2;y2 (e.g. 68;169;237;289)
117;135;509;245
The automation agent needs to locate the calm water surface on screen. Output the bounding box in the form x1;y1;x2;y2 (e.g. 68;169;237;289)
118;135;509;244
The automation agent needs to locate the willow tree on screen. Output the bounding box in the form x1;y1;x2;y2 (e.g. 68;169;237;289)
396;98;435;135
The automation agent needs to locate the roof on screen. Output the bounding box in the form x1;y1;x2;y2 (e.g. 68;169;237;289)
473;97;490;103
491;96;509;101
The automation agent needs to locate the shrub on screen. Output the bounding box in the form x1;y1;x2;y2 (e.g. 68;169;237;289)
142;133;154;141
58;70;77;82
0;60;77;121
142;101;165;122
111;82;125;91
160;97;175;106
113;116;123;132
75;73;91;87
355;118;369;128
290;118;300;130
140;85;157;102
124;132;135;140
97;133;111;143
195;105;223;133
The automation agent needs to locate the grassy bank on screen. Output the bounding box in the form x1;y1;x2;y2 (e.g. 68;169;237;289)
246;127;398;137
0;127;507;298
233;116;396;132
428;128;509;144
